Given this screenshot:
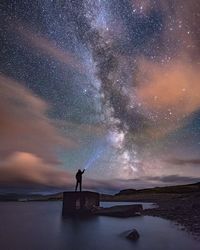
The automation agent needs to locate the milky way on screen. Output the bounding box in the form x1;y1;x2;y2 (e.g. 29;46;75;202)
1;1;200;191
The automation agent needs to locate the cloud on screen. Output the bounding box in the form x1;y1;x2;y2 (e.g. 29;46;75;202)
146;175;200;184
0;150;150;192
14;24;85;74
0;75;75;161
0;152;73;188
166;158;200;166
129;0;200;140
134;55;200;140
0;75;77;189
80;177;151;193
86;174;200;192
133;0;200;139
137;58;200;118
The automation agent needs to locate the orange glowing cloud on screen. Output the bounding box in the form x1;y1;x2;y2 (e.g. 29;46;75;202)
131;0;200;140
134;57;200;139
0;75;77;188
0;75;75;161
0;152;73;187
137;58;200;118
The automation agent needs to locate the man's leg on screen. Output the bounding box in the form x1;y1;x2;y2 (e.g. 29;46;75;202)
75;181;78;191
80;180;82;192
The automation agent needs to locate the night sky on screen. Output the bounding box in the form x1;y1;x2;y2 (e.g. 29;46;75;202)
1;0;200;193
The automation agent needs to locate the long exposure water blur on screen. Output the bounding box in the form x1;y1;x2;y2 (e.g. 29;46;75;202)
0;201;199;250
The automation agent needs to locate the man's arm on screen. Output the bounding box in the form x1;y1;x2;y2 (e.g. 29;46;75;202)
81;169;85;174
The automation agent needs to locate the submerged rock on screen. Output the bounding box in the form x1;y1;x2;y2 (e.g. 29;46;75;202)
126;229;140;241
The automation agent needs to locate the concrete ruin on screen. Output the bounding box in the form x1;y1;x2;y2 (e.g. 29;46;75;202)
62;191;100;216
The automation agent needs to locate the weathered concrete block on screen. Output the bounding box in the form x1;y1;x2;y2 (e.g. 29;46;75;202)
95;204;143;217
62;191;100;216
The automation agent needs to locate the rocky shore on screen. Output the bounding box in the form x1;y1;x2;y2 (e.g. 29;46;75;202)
143;192;200;240
101;182;200;240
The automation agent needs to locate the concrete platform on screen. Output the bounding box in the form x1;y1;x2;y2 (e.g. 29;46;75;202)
62;191;100;216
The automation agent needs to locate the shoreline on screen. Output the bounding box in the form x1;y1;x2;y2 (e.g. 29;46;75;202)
143;195;200;240
101;192;200;240
142;193;200;241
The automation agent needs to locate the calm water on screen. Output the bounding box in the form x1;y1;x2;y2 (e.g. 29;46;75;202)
0;202;199;250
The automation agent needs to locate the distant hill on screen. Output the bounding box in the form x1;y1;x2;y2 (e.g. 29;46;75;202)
101;182;200;201
115;182;200;196
0;193;63;201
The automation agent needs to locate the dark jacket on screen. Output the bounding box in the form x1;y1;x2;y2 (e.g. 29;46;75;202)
76;170;85;182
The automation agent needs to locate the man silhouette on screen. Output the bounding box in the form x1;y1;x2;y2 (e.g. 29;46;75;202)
75;169;85;192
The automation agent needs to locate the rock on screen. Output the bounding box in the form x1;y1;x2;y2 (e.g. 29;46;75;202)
126;229;140;241
94;204;143;217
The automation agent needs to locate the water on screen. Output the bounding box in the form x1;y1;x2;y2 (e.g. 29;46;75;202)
0;201;199;250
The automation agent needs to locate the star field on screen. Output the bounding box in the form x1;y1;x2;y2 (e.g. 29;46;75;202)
0;0;200;191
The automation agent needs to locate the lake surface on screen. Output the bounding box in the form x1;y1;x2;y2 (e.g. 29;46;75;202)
0;201;199;250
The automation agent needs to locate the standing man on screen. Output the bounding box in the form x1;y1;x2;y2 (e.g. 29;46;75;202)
75;169;85;192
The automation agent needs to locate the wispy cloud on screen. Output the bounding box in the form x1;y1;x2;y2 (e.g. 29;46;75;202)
0;152;73;187
166;158;200;166
0;75;76;189
146;174;200;184
15;24;85;74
